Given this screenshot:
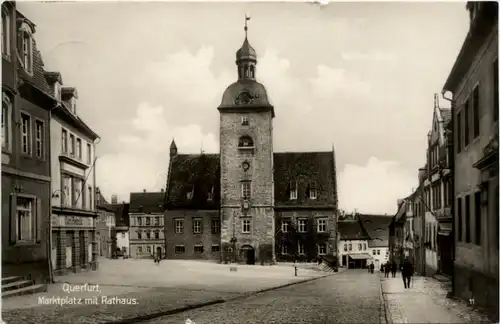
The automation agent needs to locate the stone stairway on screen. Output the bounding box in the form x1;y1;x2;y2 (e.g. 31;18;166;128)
1;275;46;299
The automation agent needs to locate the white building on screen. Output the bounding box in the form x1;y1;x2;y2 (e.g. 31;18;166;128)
338;219;371;268
44;72;99;275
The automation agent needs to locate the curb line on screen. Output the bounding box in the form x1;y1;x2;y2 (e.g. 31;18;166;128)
108;273;334;324
380;278;393;324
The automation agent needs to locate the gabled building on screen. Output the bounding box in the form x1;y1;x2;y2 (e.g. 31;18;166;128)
389;199;407;266
2;4;54;286
420;95;453;277
45;71;100;275
164;22;338;265
442;2;498;319
95;189;115;259
358;214;392;270
338;218;370;269
129;190;165;259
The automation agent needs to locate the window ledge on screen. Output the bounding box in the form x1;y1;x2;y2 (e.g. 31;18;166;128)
238;146;254;150
12;241;40;247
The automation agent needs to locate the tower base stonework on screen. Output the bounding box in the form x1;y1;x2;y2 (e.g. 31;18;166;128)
220;207;275;264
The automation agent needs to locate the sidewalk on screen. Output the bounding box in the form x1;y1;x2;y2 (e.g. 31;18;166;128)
381;273;491;323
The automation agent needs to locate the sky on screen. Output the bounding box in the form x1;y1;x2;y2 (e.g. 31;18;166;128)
17;1;470;214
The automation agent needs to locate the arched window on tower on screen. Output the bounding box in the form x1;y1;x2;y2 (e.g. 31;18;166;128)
244;65;250;78
249;65;254;79
238;135;254;149
238;66;243;79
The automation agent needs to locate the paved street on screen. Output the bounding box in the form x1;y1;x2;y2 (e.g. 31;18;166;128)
143;269;384;324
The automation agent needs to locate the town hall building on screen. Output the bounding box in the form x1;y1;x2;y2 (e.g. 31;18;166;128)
164;21;339;265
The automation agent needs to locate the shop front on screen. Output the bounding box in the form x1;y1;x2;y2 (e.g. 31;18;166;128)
51;213;98;276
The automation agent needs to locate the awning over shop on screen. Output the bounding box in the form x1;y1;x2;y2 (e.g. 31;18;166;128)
438;223;452;236
348;253;372;260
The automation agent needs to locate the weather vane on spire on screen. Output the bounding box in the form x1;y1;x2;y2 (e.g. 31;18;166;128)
244;14;251;38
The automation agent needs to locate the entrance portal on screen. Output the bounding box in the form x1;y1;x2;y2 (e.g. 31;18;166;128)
156;247;162;259
239;245;255;265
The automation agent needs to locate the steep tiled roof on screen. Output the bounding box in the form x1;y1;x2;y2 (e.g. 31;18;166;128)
165;154;220;210
129;192;165;213
358;214;392;248
164;151;337;209
103;203;129;227
16;11;52;98
338;220;369;240
273;152;336;207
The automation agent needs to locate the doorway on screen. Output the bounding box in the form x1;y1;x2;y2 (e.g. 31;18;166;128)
156;246;162;260
240;245;255;265
342;255;347;267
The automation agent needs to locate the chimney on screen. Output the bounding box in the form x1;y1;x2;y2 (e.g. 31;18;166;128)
111;195;118;204
143;189;146;193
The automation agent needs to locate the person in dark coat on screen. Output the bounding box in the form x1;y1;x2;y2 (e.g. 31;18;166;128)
401;258;414;289
384;262;391;278
391;262;397;278
369;263;374;274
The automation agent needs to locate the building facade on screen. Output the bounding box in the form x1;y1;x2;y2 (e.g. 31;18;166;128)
96;204;115;259
45;71;99;275
420;97;453;276
338;220;370;269
389;201;406;266
129;191;165;259
359;214;392;270
442;2;498;319
164;25;338;265
2;4;53;284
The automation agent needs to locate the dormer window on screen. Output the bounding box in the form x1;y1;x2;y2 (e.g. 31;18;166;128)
20;26;33;74
186;185;194;200
70;97;77;114
207;186;214;201
309;181;317;200
241;116;249;126
289;181;298;200
2;8;10;58
54;82;61;102
238;135;254;149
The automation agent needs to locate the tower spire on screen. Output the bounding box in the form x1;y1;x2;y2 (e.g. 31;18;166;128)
244;14;250;39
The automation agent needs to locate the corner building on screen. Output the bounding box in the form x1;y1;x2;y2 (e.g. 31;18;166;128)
164;27;339;264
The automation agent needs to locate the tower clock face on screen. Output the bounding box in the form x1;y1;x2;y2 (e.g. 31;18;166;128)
242;161;250;171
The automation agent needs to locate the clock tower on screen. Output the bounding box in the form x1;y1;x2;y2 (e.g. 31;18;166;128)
217;17;276;264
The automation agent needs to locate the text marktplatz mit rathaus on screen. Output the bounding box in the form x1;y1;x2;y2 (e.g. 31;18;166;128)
38;296;139;306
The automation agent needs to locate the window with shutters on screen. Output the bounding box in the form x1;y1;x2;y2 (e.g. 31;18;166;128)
12;195;39;243
309;181;317;200
464;100;470;146
494;59;499;121
21;113;31;155
290;181;298;200
2;93;11;151
465;195;471;243
2;7;10;58
472;85;480;138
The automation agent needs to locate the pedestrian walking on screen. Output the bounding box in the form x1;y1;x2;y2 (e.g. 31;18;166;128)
391;262;397;278
370;263;374;274
384;262;390;278
401;258;414;289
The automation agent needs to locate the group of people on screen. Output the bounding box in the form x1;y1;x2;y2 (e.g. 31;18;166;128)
380;258;415;289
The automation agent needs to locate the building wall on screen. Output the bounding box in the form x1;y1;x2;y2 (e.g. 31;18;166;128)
453;24;498;276
219;111;275;263
424;212;438;273
165;210;221;260
95;209;114;258
129;212;165;258
369;247;389;269
50;116;96;210
338;239;369;267
275;210;334;262
450;10;498;318
116;231;129;254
